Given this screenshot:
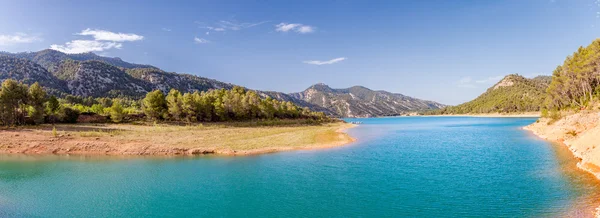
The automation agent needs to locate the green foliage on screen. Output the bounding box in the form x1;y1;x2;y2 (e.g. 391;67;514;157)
0;79;30;125
434;75;550;114
109;100;125;123
52;126;57;137
1;81;329;125
546;39;600;110
166;89;183;120
142;90;168;120
90;104;105;115
142;86;328;122
549;109;561;123
540;108;549;118
28;82;47;124
181;92;197;122
46;96;60;114
57;107;80;123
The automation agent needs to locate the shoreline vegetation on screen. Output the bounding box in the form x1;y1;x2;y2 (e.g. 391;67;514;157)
0;121;356;156
529;39;600;217
0;79;359;156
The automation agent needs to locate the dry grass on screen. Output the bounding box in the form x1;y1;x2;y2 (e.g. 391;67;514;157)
0;122;356;155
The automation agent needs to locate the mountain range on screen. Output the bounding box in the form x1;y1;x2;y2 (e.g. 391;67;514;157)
0;49;445;117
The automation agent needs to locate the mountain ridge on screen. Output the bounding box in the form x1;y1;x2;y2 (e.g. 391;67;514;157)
0;49;445;117
290;83;445;117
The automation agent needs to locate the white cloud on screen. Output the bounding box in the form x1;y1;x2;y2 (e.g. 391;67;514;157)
50;28;143;54
475;76;503;84
77;28;144;42
297;26;315;33
50;40;122;54
194;37;210;44
198;20;269;34
276;23;315;34
303;57;346;65
162;28;172;32
0;33;42;45
275;23;301;32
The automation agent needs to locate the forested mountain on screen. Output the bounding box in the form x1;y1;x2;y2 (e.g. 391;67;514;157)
290;83;445;117
0;49;445;117
57;60;150;97
0;55;67;95
436;74;551;114
0;50;236;99
125;68;233;94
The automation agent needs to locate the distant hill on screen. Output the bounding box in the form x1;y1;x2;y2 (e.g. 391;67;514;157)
290;83;445;117
437;74;551;114
0;49;445;117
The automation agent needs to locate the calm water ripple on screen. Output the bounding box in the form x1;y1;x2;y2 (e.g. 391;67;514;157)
0;117;599;217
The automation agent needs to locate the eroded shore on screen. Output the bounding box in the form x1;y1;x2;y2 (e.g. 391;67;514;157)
0;122;356;156
523;111;600;217
424;112;541;118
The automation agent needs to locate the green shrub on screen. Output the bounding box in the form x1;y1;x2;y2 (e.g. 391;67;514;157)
58;107;80;123
109;101;125;123
540;108;549;118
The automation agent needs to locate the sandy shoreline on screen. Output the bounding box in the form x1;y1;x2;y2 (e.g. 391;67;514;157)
0;123;357;156
522;111;600;217
423;112;541;118
523;112;600;180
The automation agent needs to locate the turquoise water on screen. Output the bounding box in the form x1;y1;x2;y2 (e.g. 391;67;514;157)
0;117;599;217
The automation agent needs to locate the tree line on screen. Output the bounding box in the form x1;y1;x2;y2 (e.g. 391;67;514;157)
0;79;70;126
0;79;328;126
545;39;600;111
142;86;328;122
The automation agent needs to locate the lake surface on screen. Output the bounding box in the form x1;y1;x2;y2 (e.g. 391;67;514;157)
1;117;599;217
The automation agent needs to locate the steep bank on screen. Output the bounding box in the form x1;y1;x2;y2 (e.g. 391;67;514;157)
524;111;600;178
0;123;356;156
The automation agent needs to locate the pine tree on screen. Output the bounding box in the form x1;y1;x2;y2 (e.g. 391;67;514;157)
109;100;125;123
28;82;47;124
142;90;167;120
0;79;29;126
166;89;184;121
181;92;197;122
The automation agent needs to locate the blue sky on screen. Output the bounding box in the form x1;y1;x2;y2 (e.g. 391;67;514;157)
1;0;600;105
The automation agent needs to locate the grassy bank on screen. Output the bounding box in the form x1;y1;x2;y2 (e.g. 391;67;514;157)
0;122;356;156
